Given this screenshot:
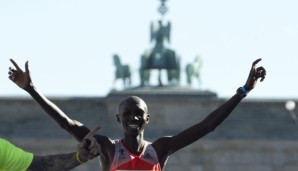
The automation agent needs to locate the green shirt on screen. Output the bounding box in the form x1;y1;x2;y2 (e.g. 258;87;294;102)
0;138;33;171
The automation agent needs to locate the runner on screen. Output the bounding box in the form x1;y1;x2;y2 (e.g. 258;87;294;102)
9;58;266;171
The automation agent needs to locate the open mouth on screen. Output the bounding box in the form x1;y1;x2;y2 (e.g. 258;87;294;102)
128;124;139;129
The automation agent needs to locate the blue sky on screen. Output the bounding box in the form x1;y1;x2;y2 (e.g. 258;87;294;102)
1;0;297;99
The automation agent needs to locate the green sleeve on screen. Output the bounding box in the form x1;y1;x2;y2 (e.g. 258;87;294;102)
0;138;34;171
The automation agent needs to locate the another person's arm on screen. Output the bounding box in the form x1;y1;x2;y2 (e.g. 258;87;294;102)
29;126;101;171
0;127;101;171
154;58;266;157
0;139;80;171
8;59;89;141
28;152;81;171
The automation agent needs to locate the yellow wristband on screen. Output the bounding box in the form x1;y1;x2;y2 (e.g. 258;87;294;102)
76;152;87;163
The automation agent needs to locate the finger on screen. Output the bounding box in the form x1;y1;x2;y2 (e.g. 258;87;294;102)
84;125;101;139
256;67;266;76
89;146;99;154
25;61;29;73
8;75;14;81
88;140;101;151
84;139;91;146
10;59;21;70
257;66;266;74
81;138;94;150
259;69;266;82
256;67;266;82
78;142;85;149
88;154;97;160
252;58;262;66
9;67;16;72
86;138;96;149
89;148;100;156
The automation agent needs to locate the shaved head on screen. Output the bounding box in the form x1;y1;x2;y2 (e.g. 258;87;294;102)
118;96;148;114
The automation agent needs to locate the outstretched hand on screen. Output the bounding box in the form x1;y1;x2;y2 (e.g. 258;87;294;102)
244;58;266;91
8;59;32;90
77;126;101;162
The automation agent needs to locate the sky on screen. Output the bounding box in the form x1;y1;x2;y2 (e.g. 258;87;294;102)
0;0;298;99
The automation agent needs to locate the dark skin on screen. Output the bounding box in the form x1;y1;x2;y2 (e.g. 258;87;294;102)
1;126;100;171
8;58;266;171
28;152;80;171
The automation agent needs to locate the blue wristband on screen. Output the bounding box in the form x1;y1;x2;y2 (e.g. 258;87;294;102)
237;86;250;98
240;86;249;95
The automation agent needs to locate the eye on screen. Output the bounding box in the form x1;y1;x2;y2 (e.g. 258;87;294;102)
123;111;131;117
121;108;131;117
136;109;145;117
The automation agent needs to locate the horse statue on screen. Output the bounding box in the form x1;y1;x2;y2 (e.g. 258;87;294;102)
185;56;203;87
139;20;180;86
113;54;131;89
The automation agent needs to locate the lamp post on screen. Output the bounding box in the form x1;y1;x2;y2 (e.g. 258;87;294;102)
285;100;297;124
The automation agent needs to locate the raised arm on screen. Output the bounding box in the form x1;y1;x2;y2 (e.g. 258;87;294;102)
8;59;89;141
154;58;266;156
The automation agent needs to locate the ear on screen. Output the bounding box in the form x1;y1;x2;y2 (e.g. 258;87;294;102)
145;113;150;123
116;114;121;123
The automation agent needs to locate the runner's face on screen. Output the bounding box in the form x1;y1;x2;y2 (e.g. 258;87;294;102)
117;97;149;136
